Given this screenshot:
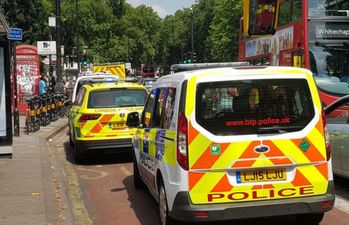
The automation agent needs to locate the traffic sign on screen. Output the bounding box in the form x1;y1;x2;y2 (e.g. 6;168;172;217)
7;28;22;41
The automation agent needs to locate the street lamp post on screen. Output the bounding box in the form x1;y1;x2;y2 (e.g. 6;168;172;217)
48;17;55;78
76;0;80;73
190;7;194;62
55;0;62;81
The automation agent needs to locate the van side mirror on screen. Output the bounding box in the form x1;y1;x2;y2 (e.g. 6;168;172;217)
126;112;140;128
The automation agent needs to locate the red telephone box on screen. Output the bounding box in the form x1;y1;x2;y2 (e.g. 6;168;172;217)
15;45;40;114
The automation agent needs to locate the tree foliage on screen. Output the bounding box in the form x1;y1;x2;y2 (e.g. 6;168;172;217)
0;0;53;43
0;0;243;73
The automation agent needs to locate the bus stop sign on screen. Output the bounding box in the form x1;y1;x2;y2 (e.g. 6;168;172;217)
7;28;22;41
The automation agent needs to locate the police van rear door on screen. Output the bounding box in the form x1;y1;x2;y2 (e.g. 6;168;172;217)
186;75;330;205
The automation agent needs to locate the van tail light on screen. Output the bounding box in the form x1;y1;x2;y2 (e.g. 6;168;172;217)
322;109;331;161
177;112;189;170
78;113;101;122
193;211;209;218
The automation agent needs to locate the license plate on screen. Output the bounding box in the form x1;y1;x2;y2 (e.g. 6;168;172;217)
110;122;124;128
236;168;286;184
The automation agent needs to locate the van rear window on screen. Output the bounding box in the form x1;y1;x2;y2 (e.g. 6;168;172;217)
195;79;315;135
88;89;148;108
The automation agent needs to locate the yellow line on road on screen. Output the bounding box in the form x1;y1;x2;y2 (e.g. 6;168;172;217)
120;166;132;176
58;148;93;225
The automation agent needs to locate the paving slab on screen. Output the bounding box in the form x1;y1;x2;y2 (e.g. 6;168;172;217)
0;116;68;225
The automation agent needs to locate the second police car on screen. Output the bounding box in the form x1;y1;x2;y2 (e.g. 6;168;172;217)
69;79;148;162
126;66;335;225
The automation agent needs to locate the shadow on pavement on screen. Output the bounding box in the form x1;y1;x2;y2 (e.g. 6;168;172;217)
334;175;349;201
122;175;160;225
63;142;133;166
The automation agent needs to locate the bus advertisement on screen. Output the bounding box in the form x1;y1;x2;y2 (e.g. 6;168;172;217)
239;0;349;115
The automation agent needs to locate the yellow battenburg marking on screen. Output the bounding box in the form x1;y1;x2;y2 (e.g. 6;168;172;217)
211;141;251;169
307;128;326;159
272;140;328;190
273;139;311;164
148;129;157;157
186;77;197;116
306;73;322;109
80;121;96;136
190;172;226;196
189;133;212;167
162;130;176;166
251;154;268;167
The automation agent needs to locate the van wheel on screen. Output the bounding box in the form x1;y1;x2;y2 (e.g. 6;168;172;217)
133;160;145;189
159;181;174;225
296;213;324;225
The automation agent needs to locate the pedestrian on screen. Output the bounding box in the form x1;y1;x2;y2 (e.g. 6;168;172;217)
39;75;47;95
50;75;56;93
54;78;65;94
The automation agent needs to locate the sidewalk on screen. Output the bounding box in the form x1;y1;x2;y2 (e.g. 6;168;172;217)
0;116;68;225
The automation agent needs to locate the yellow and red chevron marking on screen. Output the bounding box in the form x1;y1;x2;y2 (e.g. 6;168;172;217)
74;113;136;140
93;65;126;78
187;118;329;204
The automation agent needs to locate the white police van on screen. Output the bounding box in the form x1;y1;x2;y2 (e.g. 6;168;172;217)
127;65;334;225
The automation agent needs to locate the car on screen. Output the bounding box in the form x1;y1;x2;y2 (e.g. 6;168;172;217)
325;95;349;179
71;74;119;103
68;81;148;161
140;77;157;91
126;66;334;225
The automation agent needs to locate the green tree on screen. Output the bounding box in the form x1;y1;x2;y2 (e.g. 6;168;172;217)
207;0;242;62
0;0;53;43
121;5;161;68
108;0;126;19
0;0;244;72
159;12;189;71
191;0;216;63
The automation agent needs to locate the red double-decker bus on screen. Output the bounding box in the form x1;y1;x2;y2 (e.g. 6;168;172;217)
238;0;349;114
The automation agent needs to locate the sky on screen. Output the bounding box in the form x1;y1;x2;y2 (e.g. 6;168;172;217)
127;0;196;18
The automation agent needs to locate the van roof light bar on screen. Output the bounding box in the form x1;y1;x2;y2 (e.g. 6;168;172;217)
170;62;250;73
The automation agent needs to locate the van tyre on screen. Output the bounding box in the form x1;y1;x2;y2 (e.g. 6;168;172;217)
296;213;324;225
158;181;174;225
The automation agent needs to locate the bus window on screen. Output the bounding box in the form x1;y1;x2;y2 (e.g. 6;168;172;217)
278;0;291;27
310;44;349;95
291;0;302;21
309;0;349;17
245;0;277;35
